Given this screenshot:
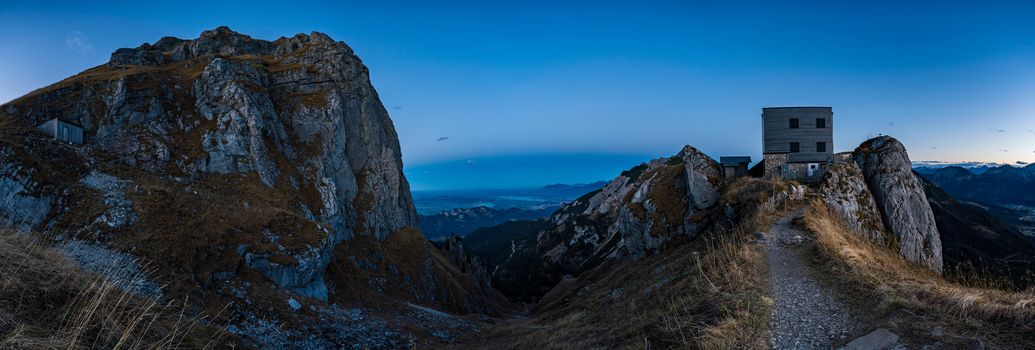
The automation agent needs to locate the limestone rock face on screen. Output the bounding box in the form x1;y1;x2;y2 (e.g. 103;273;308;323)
818;162;888;245
1;27;497;345
16;26;418;243
192;56;282;186
853;136;943;273
494;145;724;298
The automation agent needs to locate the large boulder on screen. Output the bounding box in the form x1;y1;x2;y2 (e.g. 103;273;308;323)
853;136;943;273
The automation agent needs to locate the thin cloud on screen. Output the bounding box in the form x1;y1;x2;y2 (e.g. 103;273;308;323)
465;159;476;164
436;136;450;142
66;31;93;53
998;149;1009;152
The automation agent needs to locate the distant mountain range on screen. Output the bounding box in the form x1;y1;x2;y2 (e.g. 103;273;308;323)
411;181;607;214
413;182;607;241
913;161;1030;175
917;164;1035;237
418;206;558;241
918;164;1035;206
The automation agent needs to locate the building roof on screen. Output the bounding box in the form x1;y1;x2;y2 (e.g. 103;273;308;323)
719;156;752;166
42;118;83;128
761;106;832;110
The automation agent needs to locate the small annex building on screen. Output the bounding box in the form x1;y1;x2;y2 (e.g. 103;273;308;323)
36;118;83;145
719;156;751;178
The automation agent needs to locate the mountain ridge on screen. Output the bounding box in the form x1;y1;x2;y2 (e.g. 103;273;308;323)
418;205;557;241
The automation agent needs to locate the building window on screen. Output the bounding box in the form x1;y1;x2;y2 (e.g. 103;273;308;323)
790;142;800;153
789;118;799;129
816;118;826;128
816;142;827;152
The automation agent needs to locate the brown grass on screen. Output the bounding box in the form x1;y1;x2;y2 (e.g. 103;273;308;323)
622;163;690;235
0;232;226;349
646;164;689;236
802;200;1035;348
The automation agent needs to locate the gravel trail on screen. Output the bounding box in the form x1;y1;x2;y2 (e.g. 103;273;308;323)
766;211;859;349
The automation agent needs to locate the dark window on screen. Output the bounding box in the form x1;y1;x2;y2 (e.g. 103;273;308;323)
816;142;827;152
790;142;800;152
816;118;826;128
789;118;799;129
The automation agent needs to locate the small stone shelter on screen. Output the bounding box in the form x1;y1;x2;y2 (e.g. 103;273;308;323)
719;156;751;178
36;118;83;145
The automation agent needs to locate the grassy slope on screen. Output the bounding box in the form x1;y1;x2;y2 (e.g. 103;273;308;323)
802;200;1035;349
0;232;227;349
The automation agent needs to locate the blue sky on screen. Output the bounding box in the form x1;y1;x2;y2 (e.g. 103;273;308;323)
2;1;1034;190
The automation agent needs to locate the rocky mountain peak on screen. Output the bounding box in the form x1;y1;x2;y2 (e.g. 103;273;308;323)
933;166;973;177
0;27;504;346
109;26;349;66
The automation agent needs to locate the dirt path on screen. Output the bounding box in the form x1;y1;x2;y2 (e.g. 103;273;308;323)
766;210;859;349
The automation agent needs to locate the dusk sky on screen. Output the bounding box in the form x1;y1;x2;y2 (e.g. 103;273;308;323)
2;1;1034;190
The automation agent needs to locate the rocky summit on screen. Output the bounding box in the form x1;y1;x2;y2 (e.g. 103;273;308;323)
851;136;944;273
0;27;507;348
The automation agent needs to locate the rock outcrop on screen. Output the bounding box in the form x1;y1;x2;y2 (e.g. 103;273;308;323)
818;162;888;245
487;145;724;299
826;136;943;273
0;156;53;231
1;26;502;347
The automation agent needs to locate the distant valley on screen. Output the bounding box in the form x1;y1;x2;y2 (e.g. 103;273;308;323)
412;181;607;214
418;206;557;241
413;182;606;240
915;162;1035;236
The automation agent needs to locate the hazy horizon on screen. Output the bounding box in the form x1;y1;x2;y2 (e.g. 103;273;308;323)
3;1;1033;190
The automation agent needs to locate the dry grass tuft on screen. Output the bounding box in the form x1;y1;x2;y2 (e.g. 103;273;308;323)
0;231;226;349
802;200;1035;347
663;207;775;350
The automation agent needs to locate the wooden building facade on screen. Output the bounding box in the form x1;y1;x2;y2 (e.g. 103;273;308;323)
762;107;833;180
